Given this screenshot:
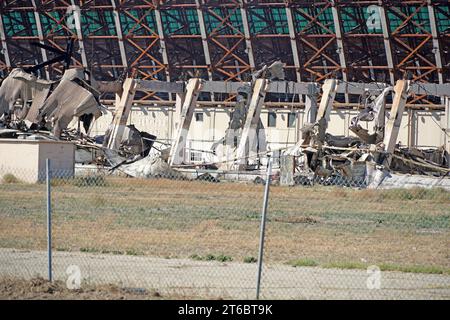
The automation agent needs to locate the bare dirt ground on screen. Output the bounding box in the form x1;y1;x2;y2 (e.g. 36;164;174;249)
0;277;163;300
0;248;449;300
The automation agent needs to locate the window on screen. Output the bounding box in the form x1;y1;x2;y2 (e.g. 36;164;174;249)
195;112;204;122
268;112;277;127
287;112;296;128
190;151;202;162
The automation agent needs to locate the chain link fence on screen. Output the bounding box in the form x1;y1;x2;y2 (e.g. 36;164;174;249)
0;163;449;299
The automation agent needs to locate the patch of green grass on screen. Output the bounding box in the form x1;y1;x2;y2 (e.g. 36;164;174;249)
289;258;319;267
2;173;20;184
125;249;144;256
323;261;367;270
243;256;257;263
379;263;450;275
318;261;450;275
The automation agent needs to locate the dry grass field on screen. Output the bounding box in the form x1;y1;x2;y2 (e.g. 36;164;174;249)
0;176;449;274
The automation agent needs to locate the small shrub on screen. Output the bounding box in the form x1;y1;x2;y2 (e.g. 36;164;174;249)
2;173;19;184
80;247;98;253
205;254;216;261
189;254;232;262
189;254;203;261
216;255;233;262
125;249;144;256
244;256;257;263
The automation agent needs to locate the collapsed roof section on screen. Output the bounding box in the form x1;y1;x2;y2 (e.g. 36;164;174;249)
0;68;105;138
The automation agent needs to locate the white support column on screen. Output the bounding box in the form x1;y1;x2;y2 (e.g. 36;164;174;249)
107;78;138;150
239;0;256;72
236;78;268;169
154;5;171;81
195;0;213;80
70;1;89;74
383;80;409;165
376;93;386;139
331;5;348;103
304;84;318;124
378;5;395;85
445;97;450;168
31;0;50;79
169;78;203;166
408;109;417;148
0;13;11;68
427;1;444;85
285;6;301;82
173;92;185;132
111;0;128;69
316;79;338;144
317;79;338;122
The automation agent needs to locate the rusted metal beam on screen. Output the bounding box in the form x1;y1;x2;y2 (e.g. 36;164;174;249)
111;0;128;70
154;5;170;81
195;0;213;80
31;0;49;79
285;5;301;82
378;5;396;85
70;1;89;75
427;1;444;85
239;0;256;72
331;4;348;102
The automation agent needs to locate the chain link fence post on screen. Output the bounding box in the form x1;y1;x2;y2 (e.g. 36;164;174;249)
256;155;272;300
46;158;52;282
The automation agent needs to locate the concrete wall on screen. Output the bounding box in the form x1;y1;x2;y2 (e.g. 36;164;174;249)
90;106;447;164
0;140;75;183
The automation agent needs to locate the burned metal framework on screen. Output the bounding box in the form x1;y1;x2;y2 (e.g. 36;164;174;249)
0;0;448;104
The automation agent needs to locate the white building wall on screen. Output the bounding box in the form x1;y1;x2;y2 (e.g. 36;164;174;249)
90;106;446;163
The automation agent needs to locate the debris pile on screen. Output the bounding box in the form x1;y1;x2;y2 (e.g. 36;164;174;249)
282;81;449;188
0;68;104;138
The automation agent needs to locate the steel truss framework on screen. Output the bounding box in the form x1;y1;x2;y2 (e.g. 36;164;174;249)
0;0;449;103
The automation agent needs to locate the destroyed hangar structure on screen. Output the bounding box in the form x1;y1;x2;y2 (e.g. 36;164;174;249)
0;1;449;188
0;1;448;86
